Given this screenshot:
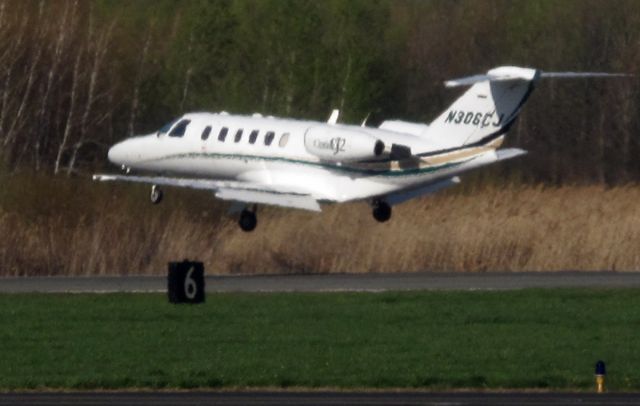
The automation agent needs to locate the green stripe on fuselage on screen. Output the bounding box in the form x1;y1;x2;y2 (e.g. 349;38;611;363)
147;152;472;177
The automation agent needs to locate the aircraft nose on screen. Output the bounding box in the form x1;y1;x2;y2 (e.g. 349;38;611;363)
107;140;128;165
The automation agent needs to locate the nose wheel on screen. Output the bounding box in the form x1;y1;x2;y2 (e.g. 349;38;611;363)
150;185;163;204
372;200;391;223
239;207;257;232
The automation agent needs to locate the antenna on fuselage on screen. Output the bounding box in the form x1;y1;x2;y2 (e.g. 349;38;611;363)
361;113;370;127
327;109;340;125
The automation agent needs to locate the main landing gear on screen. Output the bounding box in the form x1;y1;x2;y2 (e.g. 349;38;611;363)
147;185;258;232
150;185;163;204
239;206;257;232
372;200;392;223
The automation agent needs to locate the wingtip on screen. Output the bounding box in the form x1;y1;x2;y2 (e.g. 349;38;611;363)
444;80;461;88
92;174;115;182
495;148;527;161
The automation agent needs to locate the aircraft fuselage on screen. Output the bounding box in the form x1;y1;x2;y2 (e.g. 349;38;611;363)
108;112;503;203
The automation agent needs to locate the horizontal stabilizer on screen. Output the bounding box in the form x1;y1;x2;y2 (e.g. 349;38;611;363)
445;66;538;87
539;72;631;79
445;66;630;87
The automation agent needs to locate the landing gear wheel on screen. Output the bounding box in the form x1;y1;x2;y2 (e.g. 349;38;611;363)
239;209;257;232
372;200;392;223
150;185;163;204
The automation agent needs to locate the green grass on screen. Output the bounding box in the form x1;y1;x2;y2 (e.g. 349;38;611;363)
0;289;638;390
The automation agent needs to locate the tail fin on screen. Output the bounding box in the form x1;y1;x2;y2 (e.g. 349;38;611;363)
422;66;539;149
422;66;630;150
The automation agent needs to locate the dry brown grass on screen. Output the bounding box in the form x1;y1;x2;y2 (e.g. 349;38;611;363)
3;175;640;276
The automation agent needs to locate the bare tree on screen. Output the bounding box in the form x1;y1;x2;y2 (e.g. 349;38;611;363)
179;28;194;113
0;10;28;144
54;46;83;175
4;1;46;153
127;21;153;137
34;1;74;171
67;12;116;175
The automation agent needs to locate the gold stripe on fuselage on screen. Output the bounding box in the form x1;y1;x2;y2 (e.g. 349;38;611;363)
349;135;504;172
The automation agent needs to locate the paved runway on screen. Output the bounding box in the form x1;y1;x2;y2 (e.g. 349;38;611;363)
1;390;639;405
1;271;640;293
2;274;639;405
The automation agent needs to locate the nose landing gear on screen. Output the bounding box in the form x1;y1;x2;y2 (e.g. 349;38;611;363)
150;185;163;204
372;200;392;223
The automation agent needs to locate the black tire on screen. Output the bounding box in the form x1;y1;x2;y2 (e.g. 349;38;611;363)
150;186;163;204
239;210;257;232
372;201;392;223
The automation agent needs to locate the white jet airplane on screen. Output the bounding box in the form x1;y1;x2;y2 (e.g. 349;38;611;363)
94;66;625;231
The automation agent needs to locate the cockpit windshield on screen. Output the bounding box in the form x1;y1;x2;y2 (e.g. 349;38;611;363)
168;119;191;137
157;118;179;136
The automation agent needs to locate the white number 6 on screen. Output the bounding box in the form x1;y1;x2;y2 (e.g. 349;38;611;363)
184;266;197;300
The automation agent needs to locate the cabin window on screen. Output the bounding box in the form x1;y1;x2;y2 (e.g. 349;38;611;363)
234;129;243;143
249;129;259;144
201;126;211;140
264;131;275;146
218;127;229;142
168;119;191;137
279;132;290;147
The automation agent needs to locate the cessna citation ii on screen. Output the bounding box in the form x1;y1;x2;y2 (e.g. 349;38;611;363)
94;66;626;232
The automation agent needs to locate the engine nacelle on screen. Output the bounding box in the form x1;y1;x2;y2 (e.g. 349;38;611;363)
304;126;384;162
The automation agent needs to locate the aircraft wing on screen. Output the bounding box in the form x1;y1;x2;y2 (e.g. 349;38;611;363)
92;174;321;212
383;148;526;206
